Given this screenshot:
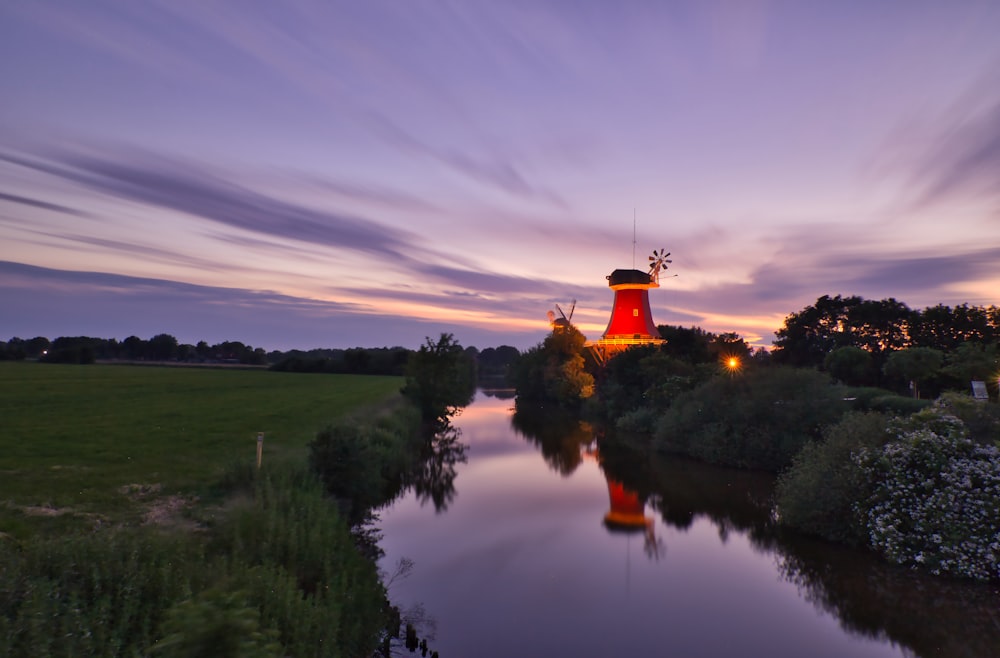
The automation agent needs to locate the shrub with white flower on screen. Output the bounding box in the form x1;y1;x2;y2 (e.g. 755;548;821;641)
854;408;1000;581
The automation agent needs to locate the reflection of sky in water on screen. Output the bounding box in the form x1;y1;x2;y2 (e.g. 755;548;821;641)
378;393;905;658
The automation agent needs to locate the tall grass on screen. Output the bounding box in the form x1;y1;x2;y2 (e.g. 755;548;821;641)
0;461;389;657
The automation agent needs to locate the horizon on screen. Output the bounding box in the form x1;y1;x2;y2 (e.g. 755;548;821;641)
3;2;999;353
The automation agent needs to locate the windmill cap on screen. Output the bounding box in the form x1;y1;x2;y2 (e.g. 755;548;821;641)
606;269;652;286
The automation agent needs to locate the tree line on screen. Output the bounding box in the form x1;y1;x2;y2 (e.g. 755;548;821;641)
772;295;1000;398
0;333;523;381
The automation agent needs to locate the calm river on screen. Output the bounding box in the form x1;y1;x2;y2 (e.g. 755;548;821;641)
378;390;1000;658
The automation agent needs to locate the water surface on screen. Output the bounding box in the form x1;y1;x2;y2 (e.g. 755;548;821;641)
378;391;1000;658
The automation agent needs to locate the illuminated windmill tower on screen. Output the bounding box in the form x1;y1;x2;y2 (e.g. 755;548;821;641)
586;249;670;365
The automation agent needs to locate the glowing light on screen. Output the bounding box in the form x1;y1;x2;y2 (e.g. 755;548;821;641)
723;355;742;377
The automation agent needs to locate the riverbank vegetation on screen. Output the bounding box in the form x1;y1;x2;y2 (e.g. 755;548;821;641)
513;295;1000;582
1;335;474;655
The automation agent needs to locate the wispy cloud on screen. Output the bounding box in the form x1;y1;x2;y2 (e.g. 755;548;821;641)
0;260;541;349
362;112;566;207
1;148;424;263
0;191;88;216
913;98;1000;212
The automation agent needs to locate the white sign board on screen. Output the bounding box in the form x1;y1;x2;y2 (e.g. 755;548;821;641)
971;380;988;401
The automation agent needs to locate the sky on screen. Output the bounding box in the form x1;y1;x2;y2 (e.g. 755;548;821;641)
2;1;999;352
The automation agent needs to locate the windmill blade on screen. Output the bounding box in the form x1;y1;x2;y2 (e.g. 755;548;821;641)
568;300;576;321
555;303;567;320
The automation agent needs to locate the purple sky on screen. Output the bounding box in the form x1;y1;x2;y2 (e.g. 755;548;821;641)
2;1;999;351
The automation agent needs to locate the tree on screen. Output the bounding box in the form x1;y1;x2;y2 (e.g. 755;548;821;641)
24;336;50;358
657;325;714;364
773;295;914;371
911;304;998;350
883;347;944;399
148;333;179;361
402;333;476;424
941;342;1000;397
773;295;861;367
824;346;874;387
512;324;594;407
122;335;145;360
708;331;751;365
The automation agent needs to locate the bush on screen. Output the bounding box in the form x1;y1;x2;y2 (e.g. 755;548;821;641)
866;395;930;415
776;412;891;545
854;410;1000;581
308;408;420;522
654;367;849;471
844;387;931;415
932;391;1000;446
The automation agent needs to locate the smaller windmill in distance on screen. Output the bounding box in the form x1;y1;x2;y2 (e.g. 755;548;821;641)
547;299;576;330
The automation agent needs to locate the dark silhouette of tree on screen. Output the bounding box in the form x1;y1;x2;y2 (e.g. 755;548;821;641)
148;333;179;361
774;295;914;371
657;325;715;364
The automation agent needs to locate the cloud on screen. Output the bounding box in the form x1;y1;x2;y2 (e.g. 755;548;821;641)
0;260;544;350
913;98;1000;211
363;112;566;207
0;148;426;264
301;174;442;212
0;191;88;216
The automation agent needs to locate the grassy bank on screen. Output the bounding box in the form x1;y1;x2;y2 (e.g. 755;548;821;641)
0;362;402;536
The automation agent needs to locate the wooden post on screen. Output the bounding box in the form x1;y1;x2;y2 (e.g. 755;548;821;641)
256;432;264;468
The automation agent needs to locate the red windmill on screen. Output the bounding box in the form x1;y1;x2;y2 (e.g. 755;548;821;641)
586;248;670;364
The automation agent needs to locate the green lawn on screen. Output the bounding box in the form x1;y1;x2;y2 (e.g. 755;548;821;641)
0;362;402;534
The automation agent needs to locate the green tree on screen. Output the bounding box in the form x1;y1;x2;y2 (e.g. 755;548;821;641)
941;342;999;397
883;347;944;399
513;324;594;407
402;333;476;424
824;346;874;386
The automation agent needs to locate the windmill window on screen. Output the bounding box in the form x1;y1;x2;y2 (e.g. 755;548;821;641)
633;309;639;316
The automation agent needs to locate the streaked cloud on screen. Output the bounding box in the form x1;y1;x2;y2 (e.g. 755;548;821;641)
0;191;88;216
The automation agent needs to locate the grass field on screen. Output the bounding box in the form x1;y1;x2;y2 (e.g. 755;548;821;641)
0;361;403;535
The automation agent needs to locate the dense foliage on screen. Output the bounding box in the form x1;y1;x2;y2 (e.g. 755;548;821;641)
511;324;594;407
654;367;849;471
776;412;892;545
855;407;1000;581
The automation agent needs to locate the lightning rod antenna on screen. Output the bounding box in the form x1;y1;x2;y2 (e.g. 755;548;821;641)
632;209;636;269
